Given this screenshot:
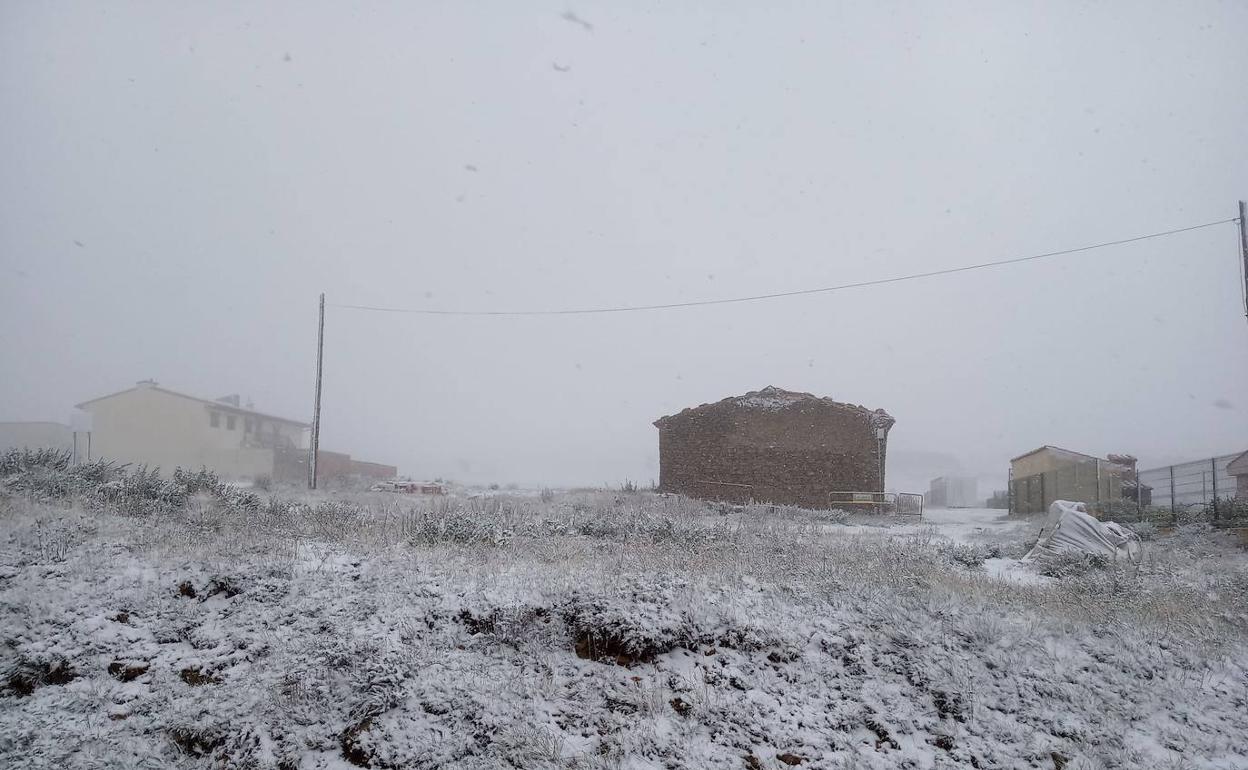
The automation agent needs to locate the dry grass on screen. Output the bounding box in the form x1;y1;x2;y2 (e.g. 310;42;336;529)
2;464;1246;769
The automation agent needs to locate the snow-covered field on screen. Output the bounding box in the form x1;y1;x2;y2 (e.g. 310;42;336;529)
2;474;1247;769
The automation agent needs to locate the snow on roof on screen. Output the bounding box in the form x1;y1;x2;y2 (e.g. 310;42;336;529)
729;387;812;410
654;386;894;428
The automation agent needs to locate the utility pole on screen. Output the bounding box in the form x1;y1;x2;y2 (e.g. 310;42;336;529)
309;293;325;489
1239;200;1248;321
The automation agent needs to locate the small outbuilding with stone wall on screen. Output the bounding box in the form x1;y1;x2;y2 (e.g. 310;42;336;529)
653;386;894;509
1229;450;1248;500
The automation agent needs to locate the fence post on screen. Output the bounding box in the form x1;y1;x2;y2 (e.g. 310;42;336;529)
1211;457;1219;523
1135;465;1143;516
1169;465;1177;526
1007;468;1014;515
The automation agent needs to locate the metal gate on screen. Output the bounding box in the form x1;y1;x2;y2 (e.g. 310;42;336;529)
827;491;924;518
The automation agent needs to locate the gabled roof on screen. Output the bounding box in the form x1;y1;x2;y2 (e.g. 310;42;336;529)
1228;449;1248;475
0;421;70;428
1010;446;1139;476
76;383;309;428
1010;445;1104;464
654;385;894;429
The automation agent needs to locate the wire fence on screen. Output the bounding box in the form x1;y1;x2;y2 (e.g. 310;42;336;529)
1138;454;1241;514
1010;452;1248;528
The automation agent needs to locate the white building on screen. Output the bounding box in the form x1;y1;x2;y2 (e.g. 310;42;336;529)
74;380;308;480
928;476;978;508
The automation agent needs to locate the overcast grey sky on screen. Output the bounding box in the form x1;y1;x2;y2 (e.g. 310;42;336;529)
2;1;1246;490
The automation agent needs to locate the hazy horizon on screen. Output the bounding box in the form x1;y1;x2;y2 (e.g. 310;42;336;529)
3;2;1246;492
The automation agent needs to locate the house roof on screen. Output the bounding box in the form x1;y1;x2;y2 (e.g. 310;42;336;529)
1227;449;1248;475
75;383;310;428
0;421;70;428
654;385;894;429
1009;445;1105;464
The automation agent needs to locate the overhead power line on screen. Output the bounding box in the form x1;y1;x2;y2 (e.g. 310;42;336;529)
330;217;1239;317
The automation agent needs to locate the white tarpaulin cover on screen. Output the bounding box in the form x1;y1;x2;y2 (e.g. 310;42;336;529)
1022;500;1140;563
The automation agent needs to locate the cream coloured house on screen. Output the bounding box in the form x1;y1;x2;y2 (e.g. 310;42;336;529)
75;380;309;480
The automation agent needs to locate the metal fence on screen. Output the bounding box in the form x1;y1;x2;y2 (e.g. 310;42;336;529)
827;491;924;517
1138;454;1239;512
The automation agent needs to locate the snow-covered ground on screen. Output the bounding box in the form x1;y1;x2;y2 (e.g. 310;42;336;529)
2;478;1246;769
832;506;1033;544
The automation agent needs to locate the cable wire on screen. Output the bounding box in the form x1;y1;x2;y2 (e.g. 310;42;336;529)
331;217;1239;317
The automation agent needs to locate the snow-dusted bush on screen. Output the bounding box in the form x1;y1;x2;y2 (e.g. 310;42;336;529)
981;540;1028;559
29;517;85;563
558;497;723;547
304;500;366;539
937;542;990;568
1207;496;1248;522
0;456;263;522
1087;498;1143;519
0;449;124;501
1038;550;1111;578
0;448;72;476
1126;520;1157;541
563;577;694;663
401;502;511;546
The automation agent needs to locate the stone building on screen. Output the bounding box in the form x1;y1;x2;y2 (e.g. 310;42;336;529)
652;386;895;509
1008;446;1141;514
1228;450;1248;500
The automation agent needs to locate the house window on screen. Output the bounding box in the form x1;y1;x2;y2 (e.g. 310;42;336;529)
245;418;254;433
226;415;236;430
210;411;220;428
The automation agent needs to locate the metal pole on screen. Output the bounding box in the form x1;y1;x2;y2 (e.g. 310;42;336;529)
1007;467;1013;515
1239;200;1248;321
1211;456;1219;522
309;293;325;489
1136;463;1143;516
1169;465;1176;520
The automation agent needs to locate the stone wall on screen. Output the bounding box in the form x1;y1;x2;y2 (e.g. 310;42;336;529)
655;394;890;510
